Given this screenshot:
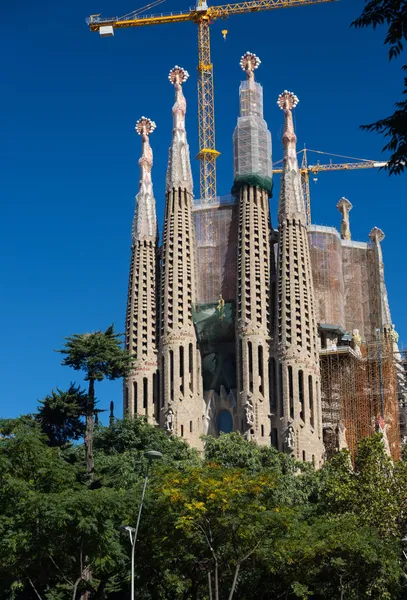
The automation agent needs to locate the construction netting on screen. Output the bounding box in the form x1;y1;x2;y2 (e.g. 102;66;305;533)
192;300;236;394
308;226;383;343
308;226;345;327
193;196;238;305
321;340;401;462
232;79;272;194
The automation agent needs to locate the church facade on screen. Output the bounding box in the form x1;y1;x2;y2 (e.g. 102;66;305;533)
124;54;403;462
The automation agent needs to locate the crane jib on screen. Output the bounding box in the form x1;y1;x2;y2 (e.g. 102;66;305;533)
86;0;339;202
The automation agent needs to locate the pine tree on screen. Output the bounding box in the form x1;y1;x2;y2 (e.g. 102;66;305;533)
57;325;134;477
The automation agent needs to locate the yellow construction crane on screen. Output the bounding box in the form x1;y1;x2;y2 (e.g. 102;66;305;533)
272;148;387;226
87;0;337;203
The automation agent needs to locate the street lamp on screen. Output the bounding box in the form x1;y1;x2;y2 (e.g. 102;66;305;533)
120;450;163;600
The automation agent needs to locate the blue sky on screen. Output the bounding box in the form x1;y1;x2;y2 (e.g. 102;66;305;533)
1;0;406;422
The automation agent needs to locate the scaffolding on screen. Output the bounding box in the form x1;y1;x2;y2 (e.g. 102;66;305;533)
308;226;388;343
193;195;238;305
308;226;344;327
320;340;401;462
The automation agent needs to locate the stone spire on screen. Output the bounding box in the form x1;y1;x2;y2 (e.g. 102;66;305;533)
234;52;273;445
277;91;305;223
233;51;272;185
124;117;159;423
132;117;157;242
159;67;202;447
274;91;324;465
337;197;352;241
166;66;193;193
369;227;392;331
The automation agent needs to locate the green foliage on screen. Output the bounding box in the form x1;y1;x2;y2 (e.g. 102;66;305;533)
36;384;87;447
57;324;135;476
57;325;134;384
93;417;199;488
0;419;405;600
352;0;407;174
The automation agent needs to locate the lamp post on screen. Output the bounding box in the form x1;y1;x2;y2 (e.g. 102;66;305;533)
120;450;163;600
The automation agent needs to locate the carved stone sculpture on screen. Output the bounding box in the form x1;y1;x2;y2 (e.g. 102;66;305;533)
165;408;174;433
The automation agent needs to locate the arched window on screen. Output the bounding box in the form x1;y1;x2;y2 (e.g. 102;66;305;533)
217;410;233;434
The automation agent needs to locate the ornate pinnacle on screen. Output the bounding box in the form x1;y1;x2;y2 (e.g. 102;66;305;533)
277;90;299;111
369;226;385;244
135;116;156;138
135;116;156;173
337;197;353;241
132;116;157;242
166;66;193;193
240;51;261;80
277;90;305;222
278;90;299;156
168;65;189;87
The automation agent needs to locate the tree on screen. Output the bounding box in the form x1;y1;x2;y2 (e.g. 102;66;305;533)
57;325;134;477
36;384;88;447
352;0;407;174
157;463;280;600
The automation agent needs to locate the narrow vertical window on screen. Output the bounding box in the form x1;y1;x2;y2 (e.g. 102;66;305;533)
288;366;294;419
279;363;284;416
190;421;193;433
239;340;244;392
258;345;264;396
134;382;138;414
152;373;157;404
298;370;304;421
261;424;264;437
302;450;306;462
180;424;184;437
270;358;276;409
143;377;148;409
155;371;160;421
189;343;193;391
312;454;315;466
248;341;253;393
309;375;314;428
170;350;174;401
179;346;184;395
161;356;165;408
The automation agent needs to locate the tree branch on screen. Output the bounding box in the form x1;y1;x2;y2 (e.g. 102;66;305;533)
47;553;74;587
28;578;44;600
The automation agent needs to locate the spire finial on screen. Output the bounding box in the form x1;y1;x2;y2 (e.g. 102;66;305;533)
132;116;157;243
166;65;193;192
168;65;189;87
369;226;385;244
240;51;261;82
168;66;189;132
277;90;300;112
277;90;305;222
135;116;156;173
337;197;353;240
278;91;300;156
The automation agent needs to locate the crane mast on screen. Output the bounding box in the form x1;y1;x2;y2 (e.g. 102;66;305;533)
87;0;337;203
